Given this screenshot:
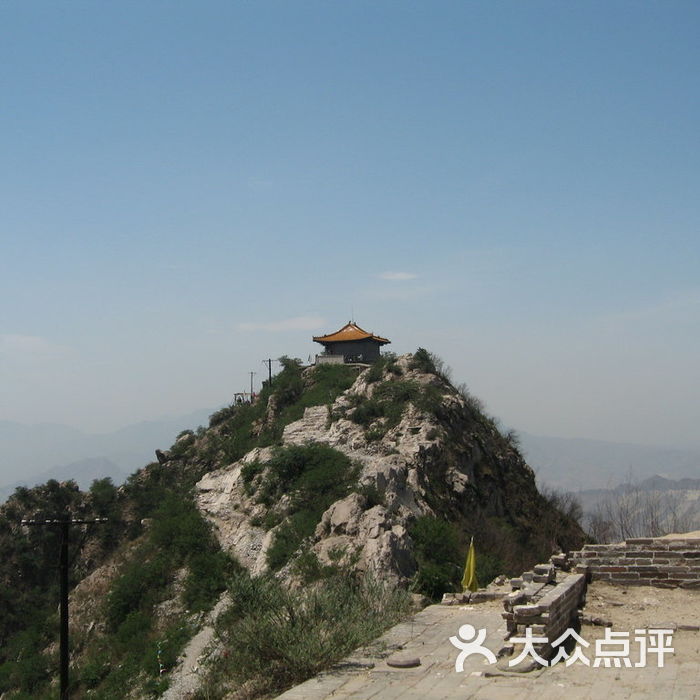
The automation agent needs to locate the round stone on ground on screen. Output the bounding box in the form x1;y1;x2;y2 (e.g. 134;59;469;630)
386;653;421;668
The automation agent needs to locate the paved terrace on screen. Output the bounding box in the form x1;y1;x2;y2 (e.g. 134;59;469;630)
274;583;700;700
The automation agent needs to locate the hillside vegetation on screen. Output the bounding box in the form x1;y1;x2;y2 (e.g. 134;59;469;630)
0;350;585;699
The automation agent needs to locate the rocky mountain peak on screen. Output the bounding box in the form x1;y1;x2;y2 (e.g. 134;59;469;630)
195;351;585;588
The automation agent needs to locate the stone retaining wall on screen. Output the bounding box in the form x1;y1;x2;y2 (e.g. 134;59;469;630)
502;571;587;662
570;537;700;589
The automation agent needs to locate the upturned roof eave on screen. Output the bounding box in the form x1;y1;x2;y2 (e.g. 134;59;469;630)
314;336;391;345
312;321;391;345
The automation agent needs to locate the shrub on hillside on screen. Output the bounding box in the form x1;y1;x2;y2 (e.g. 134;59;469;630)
409;347;437;374
98;492;236;695
197;570;412;699
243;444;359;570
409;516;463;599
350;377;445;437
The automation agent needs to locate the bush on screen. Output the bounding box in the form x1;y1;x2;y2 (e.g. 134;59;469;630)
272;356;304;409
364;353;400;383
207;360;360;466
199;571;412;698
350;378;441;435
414;384;444;416
291;549;337;583
274;363;360;430
351;398;384;426
106;555;170;631
457;383;486;418
409;348;437;374
241;460;264;493
209;404;238;428
107;493;233;630
373;379;420;405
79;652;111;689
266;511;319;571
88;477;121;551
0;625;51;695
150;493;215;559
115;610;151;653
249;445;359;570
410;516;463;599
254;444;357;508
87;489;236;696
183;549;232;611
365;362;385;384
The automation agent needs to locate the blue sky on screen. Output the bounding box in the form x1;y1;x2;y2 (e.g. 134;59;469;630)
1;1;698;447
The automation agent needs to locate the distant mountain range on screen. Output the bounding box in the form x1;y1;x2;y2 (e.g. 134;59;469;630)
0;457;129;503
0;408;215;502
516;432;700;538
518;432;700;491
575;473;700;511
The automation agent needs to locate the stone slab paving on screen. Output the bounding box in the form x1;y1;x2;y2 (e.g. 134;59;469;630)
274;593;700;700
275;601;509;700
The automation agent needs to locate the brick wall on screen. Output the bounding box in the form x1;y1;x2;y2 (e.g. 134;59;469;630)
502;569;587;662
570;537;700;589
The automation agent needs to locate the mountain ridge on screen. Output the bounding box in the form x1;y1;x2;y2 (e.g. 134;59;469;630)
519;431;700;491
0;408;215;495
0;350;585;698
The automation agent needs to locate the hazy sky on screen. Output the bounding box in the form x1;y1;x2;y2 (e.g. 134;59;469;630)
1;1;698;447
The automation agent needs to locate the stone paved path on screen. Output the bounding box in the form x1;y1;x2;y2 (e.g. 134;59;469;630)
274;591;700;700
275;601;513;700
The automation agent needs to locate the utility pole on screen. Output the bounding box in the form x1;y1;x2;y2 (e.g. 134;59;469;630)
249;371;256;398
21;515;107;700
262;358;274;387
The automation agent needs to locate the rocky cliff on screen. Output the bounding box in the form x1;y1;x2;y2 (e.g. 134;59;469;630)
194;351;585;587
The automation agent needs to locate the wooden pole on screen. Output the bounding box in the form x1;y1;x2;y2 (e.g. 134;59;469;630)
59;520;69;699
20;516;108;699
262;359;273;387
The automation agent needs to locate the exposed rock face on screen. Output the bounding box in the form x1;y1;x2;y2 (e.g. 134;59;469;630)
197;447;275;575
195;354;584;584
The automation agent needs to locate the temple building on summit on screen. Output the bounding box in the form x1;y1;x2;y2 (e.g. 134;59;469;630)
313;322;390;364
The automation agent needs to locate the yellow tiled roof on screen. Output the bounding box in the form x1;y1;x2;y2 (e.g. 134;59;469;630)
313;322;390;345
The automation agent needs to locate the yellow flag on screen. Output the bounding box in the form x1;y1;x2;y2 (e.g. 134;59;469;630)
461;538;478;593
